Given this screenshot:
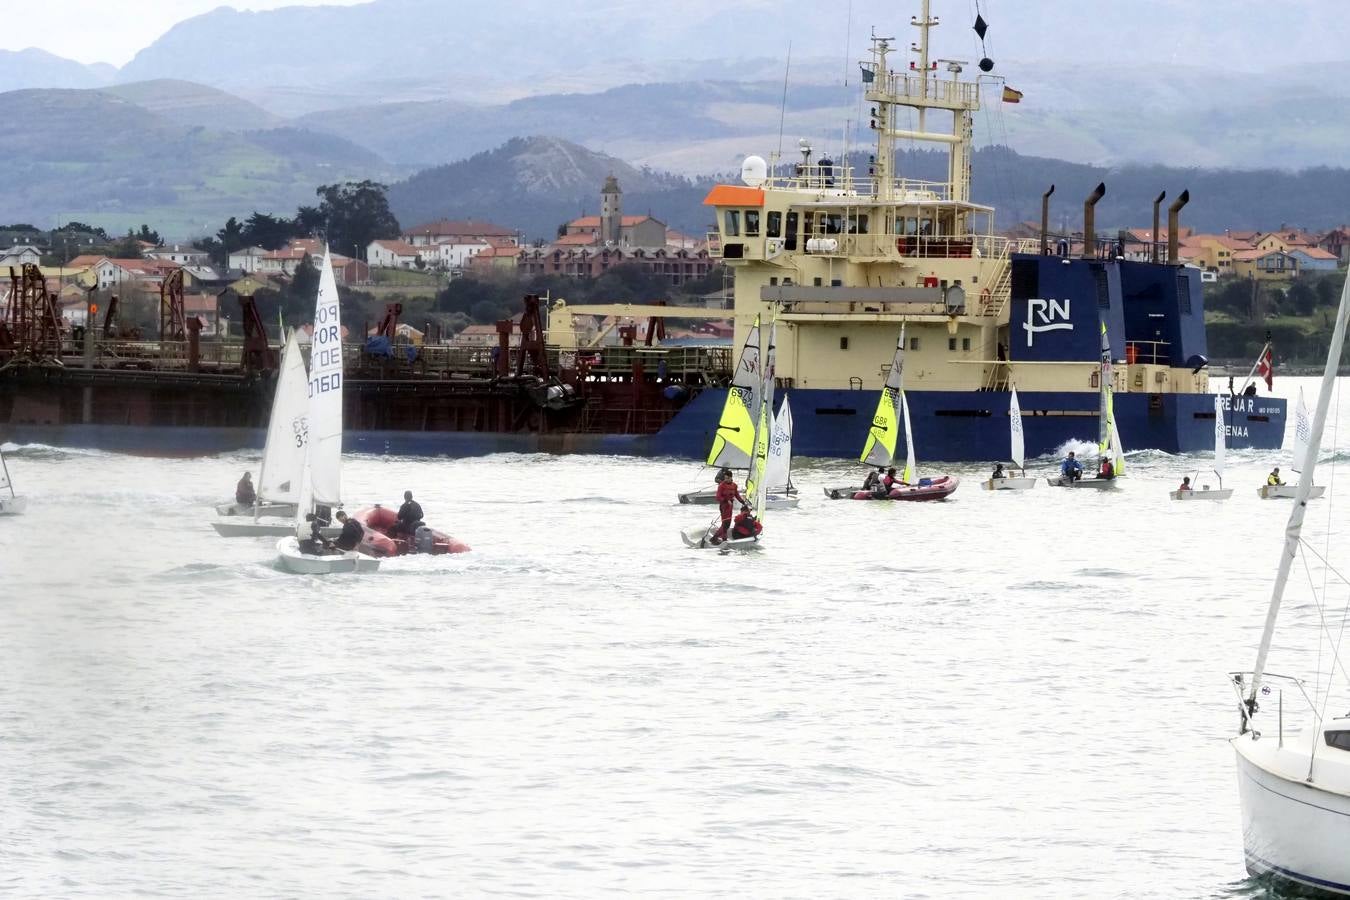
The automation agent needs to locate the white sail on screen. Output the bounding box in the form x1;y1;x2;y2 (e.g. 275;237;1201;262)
307;250;344;508
900;389;916;483
765;394;793;492
257;330;308;506
1009;386;1025;470
1213;392;1226;484
1292;387;1312;473
0;449;12;496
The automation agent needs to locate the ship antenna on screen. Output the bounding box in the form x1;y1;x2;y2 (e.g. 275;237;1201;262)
776;40;793;166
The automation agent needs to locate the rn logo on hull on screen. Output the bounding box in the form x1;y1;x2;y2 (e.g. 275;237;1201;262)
1024;298;1072;347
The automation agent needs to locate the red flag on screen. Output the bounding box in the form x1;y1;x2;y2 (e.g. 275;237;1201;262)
1257;347;1274;390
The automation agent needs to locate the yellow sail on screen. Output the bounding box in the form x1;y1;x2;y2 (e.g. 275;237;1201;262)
860;325;906;466
706;317;761;468
745;377;771;520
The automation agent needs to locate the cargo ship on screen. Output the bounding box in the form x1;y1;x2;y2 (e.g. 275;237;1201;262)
0;0;1286;459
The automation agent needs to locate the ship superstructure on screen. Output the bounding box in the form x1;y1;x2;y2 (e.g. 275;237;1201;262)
699;0;1285;460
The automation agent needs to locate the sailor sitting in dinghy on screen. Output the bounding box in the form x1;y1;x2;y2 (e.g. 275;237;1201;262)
334;511;365;552
1060;452;1084;482
731;507;762;540
300;514;338;555
1267;467;1283;486
394;491;424;536
236;472;255;506
991;463;1006;480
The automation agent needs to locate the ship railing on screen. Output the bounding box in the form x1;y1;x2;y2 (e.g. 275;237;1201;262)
1124;340;1171;367
875;73;980;108
801;232;1023;263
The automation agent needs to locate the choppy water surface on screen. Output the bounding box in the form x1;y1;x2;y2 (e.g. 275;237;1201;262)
5;376;1350;898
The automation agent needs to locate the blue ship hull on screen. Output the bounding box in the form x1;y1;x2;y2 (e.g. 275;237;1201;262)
0;386;1285;460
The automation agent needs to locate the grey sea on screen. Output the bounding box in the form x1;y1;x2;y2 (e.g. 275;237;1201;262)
3;375;1347;899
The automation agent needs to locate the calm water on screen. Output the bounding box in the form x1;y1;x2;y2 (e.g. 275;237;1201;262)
3;376;1349;898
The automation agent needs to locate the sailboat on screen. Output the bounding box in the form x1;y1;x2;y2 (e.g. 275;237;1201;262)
1171;393;1234;500
0;446;26;515
983;385;1036;490
825;324;958;501
1229;267;1350;894
276;249;380;574
213;330;334;538
678;320;798;510
1259;387;1326;500
763;394;797;506
1048;320;1123;490
681;316;769;548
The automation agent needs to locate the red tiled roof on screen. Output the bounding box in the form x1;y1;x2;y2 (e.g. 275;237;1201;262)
568;214;655;229
555;233;598;246
370;239;421;256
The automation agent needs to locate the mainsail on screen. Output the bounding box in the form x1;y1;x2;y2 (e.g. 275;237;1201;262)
307;250;344;508
707;317;762;469
1009;386;1025;471
257;330;308;508
1098;320;1126;476
745;322;774;519
861;324;906;467
764;395;794;492
1292;387;1312;473
0;449;12;496
899;389;916;483
1213;392;1227;485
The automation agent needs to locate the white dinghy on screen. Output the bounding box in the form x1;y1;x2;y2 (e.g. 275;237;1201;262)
0;447;26;515
215;329;315;537
276;249;380;575
984;385;1035;490
1172;393;1234;500
1258;388;1326;500
678;394;799;510
1229;266;1350;894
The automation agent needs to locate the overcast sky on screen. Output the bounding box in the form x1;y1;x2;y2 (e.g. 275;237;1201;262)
5;0;368;66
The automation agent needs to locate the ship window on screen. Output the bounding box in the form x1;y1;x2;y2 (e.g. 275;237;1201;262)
822;214;844;235
1177;273;1192;314
909;337;920;351
847;214;870;234
745;210;760;237
785;212;798;250
1325;731;1350;752
1094;267;1110;309
948;337;957;351
839;337;849;350
962;337;971;351
724;210;740;236
766;211;781;238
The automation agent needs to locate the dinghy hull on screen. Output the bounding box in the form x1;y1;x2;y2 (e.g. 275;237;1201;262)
1258;485;1326;500
983;477;1036;491
214;521;340;538
216;501;297;518
677;488;798;509
679;528;759;550
0;496;26;515
353;506;470;555
827;475;959;501
1047;476;1119;490
1170;488;1233;501
275;536;381;574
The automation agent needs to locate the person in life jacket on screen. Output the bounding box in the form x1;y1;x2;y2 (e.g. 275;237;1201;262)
236;471;256;506
334;510;365;552
881;466;902;495
1098;457;1115;480
1060;451;1084;482
1267;467;1283;486
1178;476;1192;492
394;490;424;537
862;467;885;491
991;463;1006;480
731;506;762;540
711;468;746;544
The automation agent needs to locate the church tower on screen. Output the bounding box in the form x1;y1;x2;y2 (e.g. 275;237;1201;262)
600;175;622;245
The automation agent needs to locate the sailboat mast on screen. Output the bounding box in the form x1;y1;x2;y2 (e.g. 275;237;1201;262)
1246;272;1350;719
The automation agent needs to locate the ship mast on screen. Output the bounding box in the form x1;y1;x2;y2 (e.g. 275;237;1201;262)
865;0;979;206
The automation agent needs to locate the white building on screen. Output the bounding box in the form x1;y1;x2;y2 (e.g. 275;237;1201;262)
367;239;424;269
257;248;308;276
227;246;268;273
0;245;42;268
145;245;210;266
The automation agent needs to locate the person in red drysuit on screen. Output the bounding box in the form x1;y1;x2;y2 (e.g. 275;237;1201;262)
711;468;746;544
731;507;762;540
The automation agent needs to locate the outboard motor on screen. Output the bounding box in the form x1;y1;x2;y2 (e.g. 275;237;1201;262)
414;526;436;554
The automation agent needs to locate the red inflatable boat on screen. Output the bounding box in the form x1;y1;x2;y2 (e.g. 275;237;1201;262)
840;475;960;502
353;506;471;555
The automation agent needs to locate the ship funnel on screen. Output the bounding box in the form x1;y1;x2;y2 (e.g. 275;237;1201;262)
1151;191;1166;264
1040;184;1055;256
1167;189;1190;265
1082;182;1106;259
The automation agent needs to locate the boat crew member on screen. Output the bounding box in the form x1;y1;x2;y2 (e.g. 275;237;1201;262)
1098;457;1115;480
301;513;334;555
862;468;884;491
334;510;365;552
1178;477;1192;492
395;490;424;536
712;468;746;544
236;471;256;506
1267;467;1284;486
991;463;1006;480
731;506;762;540
1060;452;1083;482
881;467;901;496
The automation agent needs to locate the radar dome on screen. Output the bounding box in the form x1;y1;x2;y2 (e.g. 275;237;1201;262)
741;155;768;187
